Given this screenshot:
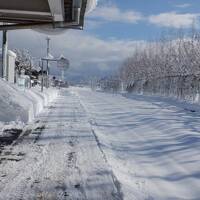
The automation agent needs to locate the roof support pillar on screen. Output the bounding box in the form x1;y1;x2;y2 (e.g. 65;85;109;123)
1;30;8;79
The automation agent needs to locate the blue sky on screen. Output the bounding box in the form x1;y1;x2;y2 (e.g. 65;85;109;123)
3;0;200;80
85;0;200;40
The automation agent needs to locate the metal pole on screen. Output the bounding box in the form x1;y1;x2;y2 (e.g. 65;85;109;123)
46;37;50;88
61;69;64;81
1;32;3;78
41;60;44;92
2;30;8;79
30;59;32;88
46;37;50;57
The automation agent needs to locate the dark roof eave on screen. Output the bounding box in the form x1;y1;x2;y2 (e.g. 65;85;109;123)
0;0;88;30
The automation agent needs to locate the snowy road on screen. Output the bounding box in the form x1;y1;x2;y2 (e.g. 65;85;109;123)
1;88;200;200
0;89;122;200
75;88;200;200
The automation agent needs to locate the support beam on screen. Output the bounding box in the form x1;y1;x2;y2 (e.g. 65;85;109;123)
0;9;51;17
0;21;81;31
2;30;8;79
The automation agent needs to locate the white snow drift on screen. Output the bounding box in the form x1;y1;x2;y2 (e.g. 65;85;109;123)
0;78;58;129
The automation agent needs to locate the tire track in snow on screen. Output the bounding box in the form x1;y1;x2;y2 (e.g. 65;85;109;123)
74;90;124;200
91;128;124;200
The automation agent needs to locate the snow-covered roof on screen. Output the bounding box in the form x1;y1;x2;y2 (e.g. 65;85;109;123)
7;50;17;58
0;49;16;58
42;53;54;60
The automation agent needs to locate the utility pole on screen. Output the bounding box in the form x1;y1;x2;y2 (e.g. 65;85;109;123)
61;69;65;81
40;60;44;92
46;36;50;88
1;30;8;79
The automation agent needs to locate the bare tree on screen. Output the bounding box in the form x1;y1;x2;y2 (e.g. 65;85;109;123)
13;49;32;75
119;28;200;102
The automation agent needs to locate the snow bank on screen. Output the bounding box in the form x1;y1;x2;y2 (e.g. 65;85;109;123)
0;78;58;127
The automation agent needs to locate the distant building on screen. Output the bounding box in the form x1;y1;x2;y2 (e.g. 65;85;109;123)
0;50;17;83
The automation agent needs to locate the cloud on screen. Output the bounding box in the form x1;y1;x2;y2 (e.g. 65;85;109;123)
5;30;145;76
87;3;198;30
148;12;200;28
175;4;191;8
51;31;145;67
88;5;143;24
84;19;105;29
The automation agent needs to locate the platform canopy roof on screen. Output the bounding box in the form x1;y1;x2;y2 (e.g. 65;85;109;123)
0;0;96;30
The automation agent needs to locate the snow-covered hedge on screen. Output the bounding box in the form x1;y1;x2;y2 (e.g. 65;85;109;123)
126;75;200;103
120;30;200;103
0;78;58;124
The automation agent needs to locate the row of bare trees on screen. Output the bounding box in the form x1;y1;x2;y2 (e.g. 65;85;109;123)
119;30;200;102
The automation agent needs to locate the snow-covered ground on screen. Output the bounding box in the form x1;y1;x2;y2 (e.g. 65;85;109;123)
74;87;200;200
1;86;200;200
0;89;121;200
0;78;58;134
